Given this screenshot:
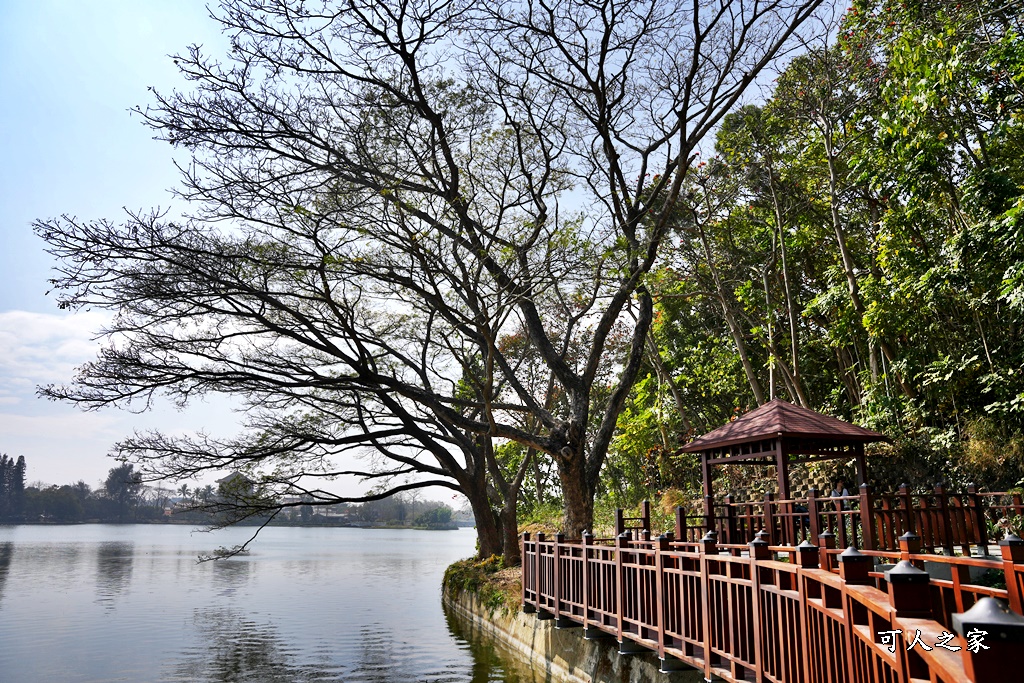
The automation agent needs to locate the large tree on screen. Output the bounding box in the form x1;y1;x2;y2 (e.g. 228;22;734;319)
37;0;825;553
105;463;143;523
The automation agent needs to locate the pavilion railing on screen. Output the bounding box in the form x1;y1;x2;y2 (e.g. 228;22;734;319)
521;528;1024;683
684;485;1024;554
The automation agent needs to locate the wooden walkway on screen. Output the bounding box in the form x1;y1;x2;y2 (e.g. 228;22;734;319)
521;524;1024;682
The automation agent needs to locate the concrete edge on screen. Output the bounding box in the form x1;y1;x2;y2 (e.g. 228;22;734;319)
442;586;705;683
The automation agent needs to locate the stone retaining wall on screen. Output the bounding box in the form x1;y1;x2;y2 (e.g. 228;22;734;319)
441;586;704;683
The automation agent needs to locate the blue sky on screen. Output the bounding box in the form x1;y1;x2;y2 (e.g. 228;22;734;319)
0;1;237;488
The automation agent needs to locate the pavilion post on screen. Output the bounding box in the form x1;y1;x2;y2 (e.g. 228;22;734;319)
775;438;791;501
701;454;714;532
854;443;866;486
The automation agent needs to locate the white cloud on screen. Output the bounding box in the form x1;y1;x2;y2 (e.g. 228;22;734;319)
0;309;110;393
0;409;120;441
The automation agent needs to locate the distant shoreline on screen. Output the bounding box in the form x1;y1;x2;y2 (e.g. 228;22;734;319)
0;519;471;530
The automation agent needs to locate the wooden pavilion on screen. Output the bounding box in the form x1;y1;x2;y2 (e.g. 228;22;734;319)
679;399;888;516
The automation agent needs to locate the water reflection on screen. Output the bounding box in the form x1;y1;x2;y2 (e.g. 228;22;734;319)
443;605;539;683
0;542;12;607
172;608;322;683
95;541;134;608
0;526;536;682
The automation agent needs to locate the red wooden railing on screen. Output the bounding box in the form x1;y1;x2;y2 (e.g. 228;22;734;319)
522;528;1024;682
683;485;1024;554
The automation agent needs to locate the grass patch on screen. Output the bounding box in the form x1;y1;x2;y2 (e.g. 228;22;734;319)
443;555;521;617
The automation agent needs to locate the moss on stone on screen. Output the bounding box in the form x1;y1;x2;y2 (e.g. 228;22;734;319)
443;555;522;617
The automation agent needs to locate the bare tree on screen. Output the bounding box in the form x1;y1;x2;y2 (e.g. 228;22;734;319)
37;0;826;550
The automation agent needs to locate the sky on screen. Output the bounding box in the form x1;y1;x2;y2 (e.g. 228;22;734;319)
0;1;265;490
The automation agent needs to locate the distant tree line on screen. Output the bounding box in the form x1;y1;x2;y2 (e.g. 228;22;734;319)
348;493;459;529
0;454;27;521
15;463;157;524
5;457;463;528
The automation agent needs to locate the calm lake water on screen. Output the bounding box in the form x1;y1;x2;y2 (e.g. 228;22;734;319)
0;524;531;683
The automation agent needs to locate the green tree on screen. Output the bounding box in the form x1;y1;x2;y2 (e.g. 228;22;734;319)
11;456;25;520
619;0;1024;493
24;485;84;523
0;455;9;519
414;506;454;529
105;464;143;522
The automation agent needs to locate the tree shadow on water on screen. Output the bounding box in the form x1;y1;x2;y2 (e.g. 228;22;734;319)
94;541;134;609
0;542;12;607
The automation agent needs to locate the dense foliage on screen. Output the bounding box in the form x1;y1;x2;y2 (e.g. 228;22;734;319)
596;0;1024;511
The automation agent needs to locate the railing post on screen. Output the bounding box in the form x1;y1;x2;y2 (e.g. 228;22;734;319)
898;531;922;569
918;497;934;551
655;534;669;664
818;531;836;571
858;484;876;550
837;546;873;585
898;483;915;535
837;546;871;683
886;560;932;619
795;539;819;569
615;508;625;537
1000;533;1024;614
641;500;651;534
582;531;593;630
807;487;820;543
748;533;768;681
522;532;536;613
952;597;1024;683
750;533;771;561
675;505;687;542
701;530;718;555
764;492;775;545
536;532;552;619
934;482;956;554
967;483;989;556
754;529;770;561
553;532;563;621
615;531;629;644
700;531;717;682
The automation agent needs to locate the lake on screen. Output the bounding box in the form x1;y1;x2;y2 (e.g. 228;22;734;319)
0;524;531;682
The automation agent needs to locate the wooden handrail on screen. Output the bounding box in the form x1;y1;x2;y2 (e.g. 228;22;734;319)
520;530;1024;682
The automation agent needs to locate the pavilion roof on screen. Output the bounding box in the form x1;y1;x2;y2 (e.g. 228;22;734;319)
679;399;887;453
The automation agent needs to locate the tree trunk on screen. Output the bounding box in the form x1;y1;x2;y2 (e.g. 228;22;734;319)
558;452;594;538
531;450;546;504
823;132;917;401
647;332;692;433
500;498;521;566
464;489;503;559
768;182;810;408
696;221;765;405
